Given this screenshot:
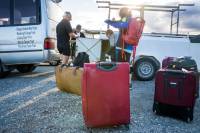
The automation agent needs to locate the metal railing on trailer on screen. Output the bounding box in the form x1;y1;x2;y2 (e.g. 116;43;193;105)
96;1;194;34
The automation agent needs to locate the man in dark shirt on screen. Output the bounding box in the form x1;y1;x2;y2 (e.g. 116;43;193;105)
56;11;77;66
71;24;85;59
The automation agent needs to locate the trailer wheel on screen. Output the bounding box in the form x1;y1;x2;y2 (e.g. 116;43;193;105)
134;58;156;81
17;65;36;73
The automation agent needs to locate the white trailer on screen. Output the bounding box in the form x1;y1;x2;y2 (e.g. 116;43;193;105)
0;0;62;78
77;31;200;81
133;33;200;81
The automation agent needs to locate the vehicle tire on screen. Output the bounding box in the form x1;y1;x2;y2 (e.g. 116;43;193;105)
0;71;11;78
0;61;11;78
134;58;157;81
16;65;37;73
49;60;60;66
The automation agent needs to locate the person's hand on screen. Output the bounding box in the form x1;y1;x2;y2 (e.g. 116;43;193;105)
104;19;111;23
75;34;79;38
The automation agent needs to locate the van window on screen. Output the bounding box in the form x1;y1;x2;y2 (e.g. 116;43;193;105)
14;0;40;25
0;0;10;25
189;35;200;43
0;0;40;26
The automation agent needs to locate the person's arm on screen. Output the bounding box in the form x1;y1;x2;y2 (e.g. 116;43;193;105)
65;21;78;39
105;19;128;28
69;32;77;38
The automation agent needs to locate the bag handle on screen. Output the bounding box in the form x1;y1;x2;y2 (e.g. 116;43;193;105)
72;66;80;76
59;64;70;72
96;62;117;71
59;64;80;76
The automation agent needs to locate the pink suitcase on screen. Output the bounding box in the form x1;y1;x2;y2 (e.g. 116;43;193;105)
82;62;130;127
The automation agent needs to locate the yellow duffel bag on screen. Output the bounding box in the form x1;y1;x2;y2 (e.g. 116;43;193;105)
55;66;83;95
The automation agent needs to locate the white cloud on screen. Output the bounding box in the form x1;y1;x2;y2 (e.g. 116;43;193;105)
59;0;200;34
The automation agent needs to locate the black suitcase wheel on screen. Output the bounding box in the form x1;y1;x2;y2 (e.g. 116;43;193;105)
124;124;130;130
185;107;193;123
186;115;193;123
86;127;92;133
153;102;161;115
153;102;156;112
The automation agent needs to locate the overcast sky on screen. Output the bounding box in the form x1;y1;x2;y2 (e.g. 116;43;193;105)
59;0;200;35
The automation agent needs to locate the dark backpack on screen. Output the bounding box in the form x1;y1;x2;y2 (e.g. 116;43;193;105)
73;52;89;67
167;56;198;72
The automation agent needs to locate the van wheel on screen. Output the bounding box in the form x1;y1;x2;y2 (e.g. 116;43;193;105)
0;61;11;78
0;71;11;78
17;65;37;73
134;58;156;81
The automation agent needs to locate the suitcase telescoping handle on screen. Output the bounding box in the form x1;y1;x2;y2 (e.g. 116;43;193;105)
96;62;118;71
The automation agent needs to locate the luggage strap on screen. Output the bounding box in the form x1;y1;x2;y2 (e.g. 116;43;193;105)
121;29;126;61
132;46;137;62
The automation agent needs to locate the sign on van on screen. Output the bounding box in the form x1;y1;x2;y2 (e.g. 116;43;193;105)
16;26;37;48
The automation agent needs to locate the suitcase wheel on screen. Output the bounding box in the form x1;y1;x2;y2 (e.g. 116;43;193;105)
153;102;161;115
86;127;93;133
185;107;193;123
124;124;130;130
186;117;192;123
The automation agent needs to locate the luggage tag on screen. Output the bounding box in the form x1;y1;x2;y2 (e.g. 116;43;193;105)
181;68;188;73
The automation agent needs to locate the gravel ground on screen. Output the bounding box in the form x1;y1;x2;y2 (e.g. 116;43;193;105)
0;65;200;133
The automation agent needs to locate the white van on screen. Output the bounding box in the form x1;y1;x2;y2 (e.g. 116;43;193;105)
0;0;62;78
